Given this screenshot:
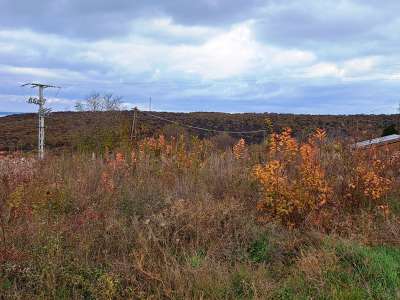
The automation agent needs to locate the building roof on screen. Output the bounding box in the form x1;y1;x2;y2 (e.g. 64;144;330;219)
355;134;400;149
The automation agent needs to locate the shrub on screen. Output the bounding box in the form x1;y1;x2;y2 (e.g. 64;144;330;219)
254;128;331;227
254;128;397;228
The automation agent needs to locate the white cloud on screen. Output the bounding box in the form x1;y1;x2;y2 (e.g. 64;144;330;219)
0;65;60;78
342;57;380;76
134;17;220;42
304;62;343;78
0;64;89;82
169;23;315;79
170;24;258;79
304;56;381;79
63;21;314;80
0;94;27;103
46;97;73;105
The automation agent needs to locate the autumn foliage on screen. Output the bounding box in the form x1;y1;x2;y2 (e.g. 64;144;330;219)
253;128;397;228
254;128;332;227
1;129;400;298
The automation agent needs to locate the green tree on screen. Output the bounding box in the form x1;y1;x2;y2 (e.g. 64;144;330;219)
381;124;399;137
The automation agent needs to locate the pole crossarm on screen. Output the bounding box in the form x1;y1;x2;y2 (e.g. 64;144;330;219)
21;83;60;89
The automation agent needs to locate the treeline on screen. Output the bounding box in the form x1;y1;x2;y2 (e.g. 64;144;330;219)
0;110;399;152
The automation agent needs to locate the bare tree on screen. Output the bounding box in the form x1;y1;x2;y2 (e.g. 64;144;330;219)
103;93;123;111
86;93;103;111
75;92;123;112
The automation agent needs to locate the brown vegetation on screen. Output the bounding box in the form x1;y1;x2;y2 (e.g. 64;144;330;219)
1;128;400;298
1;110;399;152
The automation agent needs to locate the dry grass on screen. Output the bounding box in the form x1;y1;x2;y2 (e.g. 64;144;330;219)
1;131;400;299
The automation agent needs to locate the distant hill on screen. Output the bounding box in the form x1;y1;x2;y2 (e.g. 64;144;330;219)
0;112;22;117
0;110;399;151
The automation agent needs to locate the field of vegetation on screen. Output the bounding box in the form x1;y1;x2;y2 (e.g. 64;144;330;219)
1;110;400;151
1;125;400;299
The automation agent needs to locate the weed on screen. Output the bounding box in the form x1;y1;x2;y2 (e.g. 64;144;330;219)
230;269;254;299
249;235;270;263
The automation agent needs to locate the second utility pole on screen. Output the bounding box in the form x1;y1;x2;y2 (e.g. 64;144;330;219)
149;96;152;111
130;107;138;141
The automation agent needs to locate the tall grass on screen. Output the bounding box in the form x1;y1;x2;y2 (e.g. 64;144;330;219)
0;130;399;299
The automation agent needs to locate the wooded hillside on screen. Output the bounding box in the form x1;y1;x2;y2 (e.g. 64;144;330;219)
1;110;399;151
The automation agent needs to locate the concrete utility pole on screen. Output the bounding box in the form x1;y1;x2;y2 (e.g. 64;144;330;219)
22;83;59;159
149;96;152;111
130;107;138;141
398;102;400;133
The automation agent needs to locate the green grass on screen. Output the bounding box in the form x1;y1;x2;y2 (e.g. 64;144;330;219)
276;240;400;300
248;235;271;263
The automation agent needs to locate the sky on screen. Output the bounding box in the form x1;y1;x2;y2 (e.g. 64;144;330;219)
1;0;400;114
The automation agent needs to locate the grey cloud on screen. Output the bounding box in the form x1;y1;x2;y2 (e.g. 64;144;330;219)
145;80;400;114
254;1;400;60
234;81;400;114
155;0;265;26
257;9;372;43
0;1;140;39
0;0;266;40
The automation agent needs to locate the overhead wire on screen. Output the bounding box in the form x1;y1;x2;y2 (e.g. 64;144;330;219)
140;110;266;135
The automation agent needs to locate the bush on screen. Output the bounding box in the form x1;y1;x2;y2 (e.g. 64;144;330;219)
253;128;397;228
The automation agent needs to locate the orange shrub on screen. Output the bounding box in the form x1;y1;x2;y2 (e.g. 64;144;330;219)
254;128;399;228
344;150;393;207
269;128;298;163
233;138;247;160
254;128;331;227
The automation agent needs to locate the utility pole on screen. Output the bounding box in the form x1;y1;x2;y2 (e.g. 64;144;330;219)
149;96;152;111
397;101;400;133
130;107;138;141
21;83;59;159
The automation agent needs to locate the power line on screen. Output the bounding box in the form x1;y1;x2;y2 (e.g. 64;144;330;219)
140;110;266;135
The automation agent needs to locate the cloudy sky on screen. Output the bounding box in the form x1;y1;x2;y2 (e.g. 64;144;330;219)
1;0;400;114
